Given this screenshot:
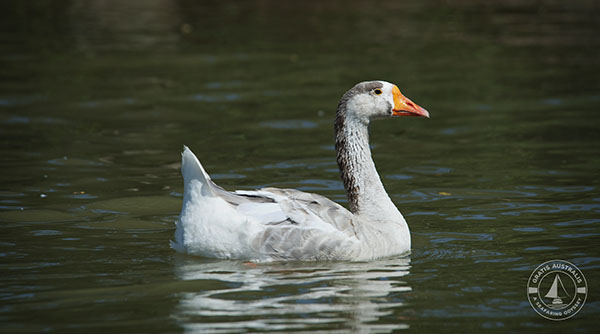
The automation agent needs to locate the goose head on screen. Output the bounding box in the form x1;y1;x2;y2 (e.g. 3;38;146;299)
338;81;429;124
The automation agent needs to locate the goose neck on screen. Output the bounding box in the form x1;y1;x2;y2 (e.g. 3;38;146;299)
334;114;400;220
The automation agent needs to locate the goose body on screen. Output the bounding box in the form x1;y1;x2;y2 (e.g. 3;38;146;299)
172;81;429;262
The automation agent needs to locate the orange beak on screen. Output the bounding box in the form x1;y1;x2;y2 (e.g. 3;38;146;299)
392;85;430;118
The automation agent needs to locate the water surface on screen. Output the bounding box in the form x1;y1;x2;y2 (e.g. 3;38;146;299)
1;1;599;332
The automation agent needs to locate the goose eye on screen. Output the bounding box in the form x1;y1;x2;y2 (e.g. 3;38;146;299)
373;89;383;95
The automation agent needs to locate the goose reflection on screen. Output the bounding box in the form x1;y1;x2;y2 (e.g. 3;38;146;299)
173;257;412;333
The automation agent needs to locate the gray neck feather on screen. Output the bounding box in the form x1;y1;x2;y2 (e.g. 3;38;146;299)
335;100;391;215
335;106;362;213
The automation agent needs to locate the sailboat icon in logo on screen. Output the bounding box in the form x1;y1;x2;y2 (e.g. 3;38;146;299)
545;274;570;307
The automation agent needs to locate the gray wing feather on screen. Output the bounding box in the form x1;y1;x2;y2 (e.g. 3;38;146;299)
218;186;361;260
260;187;358;238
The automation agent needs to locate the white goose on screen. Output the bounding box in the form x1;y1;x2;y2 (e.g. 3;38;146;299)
172;81;429;262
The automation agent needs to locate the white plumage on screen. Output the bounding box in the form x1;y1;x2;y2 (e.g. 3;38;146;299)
172;81;429;262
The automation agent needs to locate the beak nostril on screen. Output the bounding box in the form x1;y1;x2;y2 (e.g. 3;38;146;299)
406;102;414;108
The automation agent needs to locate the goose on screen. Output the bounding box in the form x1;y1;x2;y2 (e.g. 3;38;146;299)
172;80;429;262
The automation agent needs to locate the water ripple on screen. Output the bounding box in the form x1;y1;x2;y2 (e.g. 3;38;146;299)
429;232;495;244
173;258;411;333
259;119;318;129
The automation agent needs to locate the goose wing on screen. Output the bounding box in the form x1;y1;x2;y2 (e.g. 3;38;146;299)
234;187;357;237
231;188;361;260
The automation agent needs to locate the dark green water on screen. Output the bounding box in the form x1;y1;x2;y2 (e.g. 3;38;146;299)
1;1;599;332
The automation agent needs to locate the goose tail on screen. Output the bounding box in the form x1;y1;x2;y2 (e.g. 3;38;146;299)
172;146;218;253
181;145;217;197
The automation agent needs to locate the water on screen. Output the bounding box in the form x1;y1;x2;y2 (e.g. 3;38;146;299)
1;0;599;332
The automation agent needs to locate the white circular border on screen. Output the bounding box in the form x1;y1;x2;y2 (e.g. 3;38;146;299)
527;259;588;321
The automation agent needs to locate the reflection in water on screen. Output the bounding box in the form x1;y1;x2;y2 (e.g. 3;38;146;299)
173;257;411;333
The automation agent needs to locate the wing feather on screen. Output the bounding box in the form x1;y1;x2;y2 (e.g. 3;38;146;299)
228;187;361;260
